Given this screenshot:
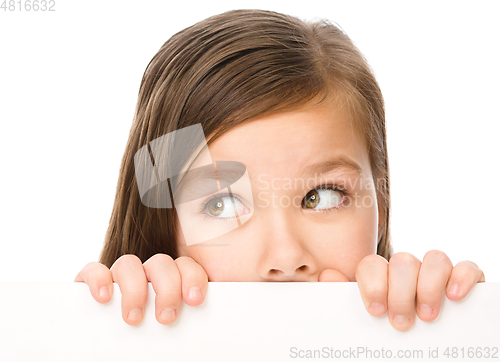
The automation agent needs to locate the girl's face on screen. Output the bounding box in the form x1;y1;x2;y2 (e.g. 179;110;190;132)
175;99;380;282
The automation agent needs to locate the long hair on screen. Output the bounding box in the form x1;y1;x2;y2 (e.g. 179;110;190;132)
99;9;393;267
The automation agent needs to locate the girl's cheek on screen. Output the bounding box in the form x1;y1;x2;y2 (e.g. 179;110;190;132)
185;244;246;281
318;211;378;280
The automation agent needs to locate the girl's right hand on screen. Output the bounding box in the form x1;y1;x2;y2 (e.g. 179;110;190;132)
74;254;208;326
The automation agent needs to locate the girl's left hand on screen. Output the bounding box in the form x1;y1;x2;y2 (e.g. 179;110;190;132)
351;250;485;331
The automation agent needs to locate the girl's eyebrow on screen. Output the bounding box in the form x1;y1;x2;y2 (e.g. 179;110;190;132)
173;156;362;201
300;155;363;177
172;161;248;204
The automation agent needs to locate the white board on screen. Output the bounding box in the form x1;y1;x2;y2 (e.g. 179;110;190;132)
0;282;498;361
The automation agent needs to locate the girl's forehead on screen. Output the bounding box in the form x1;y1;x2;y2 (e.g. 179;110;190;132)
207;102;370;180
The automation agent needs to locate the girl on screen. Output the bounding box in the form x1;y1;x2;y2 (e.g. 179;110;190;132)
74;9;485;331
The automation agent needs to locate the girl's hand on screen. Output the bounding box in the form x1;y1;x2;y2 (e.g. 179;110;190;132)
74;254;208;326
353;250;485;331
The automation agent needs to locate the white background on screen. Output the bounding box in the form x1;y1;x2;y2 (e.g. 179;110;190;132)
0;1;498;282
1;282;499;361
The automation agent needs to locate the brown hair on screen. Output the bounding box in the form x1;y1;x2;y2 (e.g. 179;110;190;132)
99;9;393;268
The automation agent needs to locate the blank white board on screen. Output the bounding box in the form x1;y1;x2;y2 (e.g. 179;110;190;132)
0;282;498;361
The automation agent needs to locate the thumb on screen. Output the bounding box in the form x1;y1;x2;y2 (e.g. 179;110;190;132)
318;268;350;282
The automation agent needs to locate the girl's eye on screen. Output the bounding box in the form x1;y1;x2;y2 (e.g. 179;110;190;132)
201;184;346;222
203;195;249;220
302;186;346;211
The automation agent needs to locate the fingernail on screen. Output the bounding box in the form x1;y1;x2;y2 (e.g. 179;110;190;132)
419;304;433;317
450;283;460;294
128;307;142;321
99;286;109;298
188;287;202;300
160;308;176;323
393;315;409;328
369;302;385;314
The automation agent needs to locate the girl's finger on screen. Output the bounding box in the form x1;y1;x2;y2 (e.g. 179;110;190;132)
355;254;388;316
110;254;148;326
387;252;421;331
74;262;114;304
143;253;182;325
446;260;486;302
416;250;453;322
175;256;209;307
318;268;350;282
